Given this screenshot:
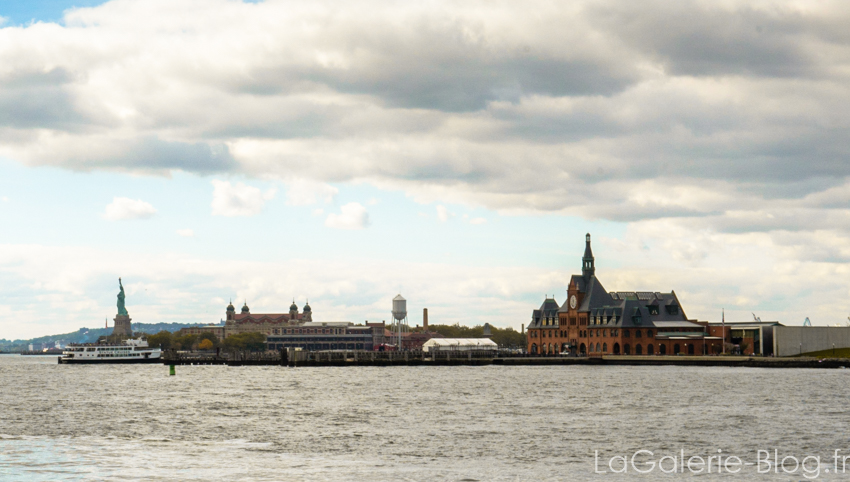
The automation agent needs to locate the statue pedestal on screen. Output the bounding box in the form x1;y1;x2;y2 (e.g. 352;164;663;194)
113;314;132;337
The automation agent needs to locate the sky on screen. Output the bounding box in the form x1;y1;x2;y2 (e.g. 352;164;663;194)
1;0;850;339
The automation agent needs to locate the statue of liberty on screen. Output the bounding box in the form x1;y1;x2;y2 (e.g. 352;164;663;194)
117;278;129;316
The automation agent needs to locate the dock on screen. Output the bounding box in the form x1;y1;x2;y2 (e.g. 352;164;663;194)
161;351;850;368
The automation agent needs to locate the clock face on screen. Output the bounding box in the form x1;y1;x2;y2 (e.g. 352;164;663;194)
569;295;577;309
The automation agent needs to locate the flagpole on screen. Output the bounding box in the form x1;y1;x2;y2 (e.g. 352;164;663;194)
722;308;725;355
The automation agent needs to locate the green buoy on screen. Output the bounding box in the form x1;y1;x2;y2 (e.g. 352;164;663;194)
169;364;176;376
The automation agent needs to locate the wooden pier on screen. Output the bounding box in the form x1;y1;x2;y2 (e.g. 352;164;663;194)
161;350;850;369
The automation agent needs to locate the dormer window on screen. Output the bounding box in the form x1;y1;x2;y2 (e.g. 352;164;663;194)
648;305;659;315
666;305;679;315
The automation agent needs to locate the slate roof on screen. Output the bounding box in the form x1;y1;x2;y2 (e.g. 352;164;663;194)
528;297;561;329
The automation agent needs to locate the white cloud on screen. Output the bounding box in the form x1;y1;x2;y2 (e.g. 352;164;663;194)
285;180;338;206
436;205;451;222
1;196;8;202
0;242;565;339
102;197;156;221
176;229;194;237
469;217;487;225
210;180;276;217
312;208;324;217
325;202;370;230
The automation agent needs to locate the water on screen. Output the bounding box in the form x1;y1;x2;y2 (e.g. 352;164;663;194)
1;354;849;480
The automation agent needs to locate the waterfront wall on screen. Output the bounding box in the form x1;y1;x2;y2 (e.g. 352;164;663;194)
774;326;850;357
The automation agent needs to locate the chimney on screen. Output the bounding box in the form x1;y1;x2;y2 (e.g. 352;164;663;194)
521;323;524;335
423;308;429;330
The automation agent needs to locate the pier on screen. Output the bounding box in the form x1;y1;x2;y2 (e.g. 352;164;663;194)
161;351;850;368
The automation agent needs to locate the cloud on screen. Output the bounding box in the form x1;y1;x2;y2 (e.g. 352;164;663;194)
0;242;568;339
210;180;276;217
285;180;338;206
0;0;848;239
469;217;487;225
325;202;370;230
176;229;194;237
436;205;451;222
102;197;156;221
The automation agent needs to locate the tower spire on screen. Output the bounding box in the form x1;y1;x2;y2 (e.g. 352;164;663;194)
582;233;595;280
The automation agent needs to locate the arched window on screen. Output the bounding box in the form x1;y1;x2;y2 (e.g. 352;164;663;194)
636;330;642;338
613;343;620;355
688;344;695;355
596;343;601;352
647;344;653;355
673;344;680;355
660;344;667;355
636;344;643;355
531;344;537;354
623;330;630;338
548;343;552;354
624;344;630;355
646;330;653;338
580;343;586;354
603;343;607;353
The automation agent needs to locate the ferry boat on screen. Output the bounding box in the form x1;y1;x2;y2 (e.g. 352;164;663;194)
58;338;162;364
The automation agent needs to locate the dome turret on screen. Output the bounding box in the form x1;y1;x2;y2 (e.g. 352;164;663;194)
241;301;250;313
290;300;298;311
303;301;311;312
226;300;235;313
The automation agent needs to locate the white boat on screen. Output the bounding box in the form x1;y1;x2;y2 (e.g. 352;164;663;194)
58;338;162;364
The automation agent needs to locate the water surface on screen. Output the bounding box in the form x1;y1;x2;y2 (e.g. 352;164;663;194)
1;355;847;480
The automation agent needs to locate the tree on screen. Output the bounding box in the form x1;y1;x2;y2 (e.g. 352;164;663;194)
198;332;219;348
222;332;267;352
146;331;174;350
490;327;526;348
173;334;198;351
198;339;214;350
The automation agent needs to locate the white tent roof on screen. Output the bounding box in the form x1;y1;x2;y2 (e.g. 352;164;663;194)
422;338;497;347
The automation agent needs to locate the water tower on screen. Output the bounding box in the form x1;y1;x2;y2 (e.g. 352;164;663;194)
391;294;409;348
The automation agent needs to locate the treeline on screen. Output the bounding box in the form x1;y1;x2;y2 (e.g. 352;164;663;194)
1;322;223;349
414;324;525;348
146;331;266;352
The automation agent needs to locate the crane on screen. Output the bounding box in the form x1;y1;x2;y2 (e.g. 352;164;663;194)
803;317;812;327
752;313;762;322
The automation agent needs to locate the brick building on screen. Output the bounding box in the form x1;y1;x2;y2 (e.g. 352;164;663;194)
527;234;722;356
182;301;395;351
182;300;316;339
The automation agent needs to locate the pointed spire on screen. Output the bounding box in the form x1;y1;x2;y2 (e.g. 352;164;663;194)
582;233;595;280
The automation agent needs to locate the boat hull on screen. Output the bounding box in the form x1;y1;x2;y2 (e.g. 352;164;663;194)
58;356;162;364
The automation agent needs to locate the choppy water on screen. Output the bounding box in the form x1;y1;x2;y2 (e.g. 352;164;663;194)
2;354;850;480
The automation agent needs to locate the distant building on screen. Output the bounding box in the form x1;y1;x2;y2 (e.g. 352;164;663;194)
527;234;722;356
182;300;314;339
183;301;391;351
266;322;381;351
422;338;498;352
707;321;781;356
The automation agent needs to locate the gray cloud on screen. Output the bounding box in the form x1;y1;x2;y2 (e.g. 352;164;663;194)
1;0;850;236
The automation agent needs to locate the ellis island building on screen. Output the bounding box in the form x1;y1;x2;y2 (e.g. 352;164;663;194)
527;234;722;356
182;300;385;350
